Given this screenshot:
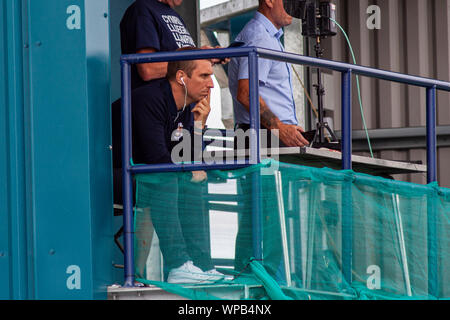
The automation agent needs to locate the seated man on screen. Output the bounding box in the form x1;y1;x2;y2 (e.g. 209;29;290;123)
112;47;223;283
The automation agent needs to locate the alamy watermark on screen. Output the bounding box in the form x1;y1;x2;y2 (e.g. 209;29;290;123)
170;122;280;175
367;265;381;290
367;5;381;30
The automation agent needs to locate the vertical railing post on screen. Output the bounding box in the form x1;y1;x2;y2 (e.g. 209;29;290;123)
341;70;353;286
121;60;135;287
426;85;438;297
426;86;437;184
248;50;261;165
341;70;352;171
248;50;263;261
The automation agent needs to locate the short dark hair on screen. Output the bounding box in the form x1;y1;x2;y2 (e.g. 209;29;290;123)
166;47;200;81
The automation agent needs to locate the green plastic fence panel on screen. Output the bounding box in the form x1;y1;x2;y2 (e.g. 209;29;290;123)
133;160;449;300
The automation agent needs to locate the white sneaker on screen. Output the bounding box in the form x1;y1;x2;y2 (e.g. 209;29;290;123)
205;269;223;276
167;261;222;284
205;269;234;281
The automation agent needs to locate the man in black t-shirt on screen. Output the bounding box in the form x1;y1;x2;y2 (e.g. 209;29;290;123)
113;2;228;282
119;0;227;90
113;0;224;196
113;0;197;204
115;53;228;283
120;0;196;90
131;57;211;166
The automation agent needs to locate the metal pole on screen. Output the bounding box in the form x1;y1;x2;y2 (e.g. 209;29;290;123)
341;71;352;170
248;50;261;165
426;86;438;298
248;50;263;260
129;161;251;175
123;48;450;91
314;39;325;144
121;61;135;287
256;48;450;92
426;86;437;184
341;70;353;286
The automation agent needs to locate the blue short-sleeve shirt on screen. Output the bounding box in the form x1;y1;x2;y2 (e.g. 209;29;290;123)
228;12;298;126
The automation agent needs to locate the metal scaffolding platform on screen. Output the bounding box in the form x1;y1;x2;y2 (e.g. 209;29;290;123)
274;147;427;177
107;283;266;301
202;146;427;178
107;283;359;300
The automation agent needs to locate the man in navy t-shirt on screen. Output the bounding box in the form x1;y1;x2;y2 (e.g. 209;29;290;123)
113;0;198;196
114;0;227;170
131;57;211;166
114;51;228;283
113;2;229;282
120;0;196;90
114;0;223;191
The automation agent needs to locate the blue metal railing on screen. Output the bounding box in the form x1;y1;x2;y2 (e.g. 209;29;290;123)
120;47;448;295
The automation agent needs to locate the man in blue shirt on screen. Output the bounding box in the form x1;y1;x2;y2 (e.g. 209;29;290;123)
228;0;309;147
228;0;309;281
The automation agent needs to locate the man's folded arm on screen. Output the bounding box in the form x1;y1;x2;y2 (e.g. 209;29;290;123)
136;48;169;81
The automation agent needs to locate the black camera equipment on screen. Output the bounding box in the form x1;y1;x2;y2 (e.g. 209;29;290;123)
284;0;340;150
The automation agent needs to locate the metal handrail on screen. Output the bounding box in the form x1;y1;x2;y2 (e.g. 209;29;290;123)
120;47;446;296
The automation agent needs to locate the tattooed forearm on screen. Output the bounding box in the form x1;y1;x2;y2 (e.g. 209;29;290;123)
237;79;280;129
260;102;278;129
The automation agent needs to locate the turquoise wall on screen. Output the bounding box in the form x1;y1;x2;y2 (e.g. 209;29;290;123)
0;0;114;299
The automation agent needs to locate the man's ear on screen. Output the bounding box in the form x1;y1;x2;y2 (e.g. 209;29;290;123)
176;70;185;86
264;0;274;9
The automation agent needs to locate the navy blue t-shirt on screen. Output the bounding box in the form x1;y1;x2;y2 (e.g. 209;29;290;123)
111;79;206;170
120;0;196;90
132;79;196;165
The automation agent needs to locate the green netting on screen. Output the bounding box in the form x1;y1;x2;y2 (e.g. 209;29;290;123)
133;160;450;300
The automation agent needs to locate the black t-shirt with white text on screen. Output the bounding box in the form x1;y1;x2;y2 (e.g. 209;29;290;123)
120;0;196;90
